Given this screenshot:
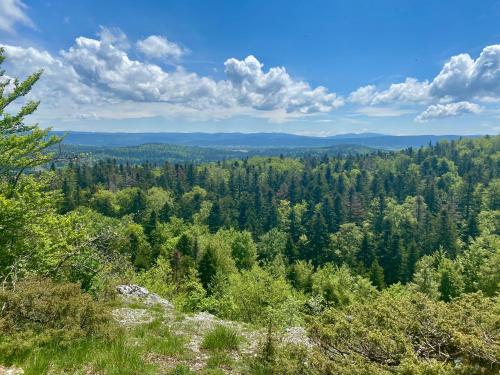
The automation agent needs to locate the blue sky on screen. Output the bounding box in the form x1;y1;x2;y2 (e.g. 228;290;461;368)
1;0;500;135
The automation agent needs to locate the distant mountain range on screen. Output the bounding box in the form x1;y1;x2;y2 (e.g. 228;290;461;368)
51;131;482;150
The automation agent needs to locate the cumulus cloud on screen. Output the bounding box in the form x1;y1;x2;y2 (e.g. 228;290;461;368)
430;45;500;100
137;35;186;60
1;28;342;122
0;0;34;33
349;78;430;105
415;101;482;122
224;55;343;113
1;44;102;107
349;44;500;121
60;32;221;107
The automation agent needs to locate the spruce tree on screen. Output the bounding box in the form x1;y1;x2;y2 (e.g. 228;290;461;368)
198;246;218;289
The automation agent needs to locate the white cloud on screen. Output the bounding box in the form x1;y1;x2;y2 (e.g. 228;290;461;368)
224;55;343;113
1;29;343;122
415;101;482;122
137;35;186;60
356;106;416;117
0;0;34;33
349;78;430;105
430;44;500;100
348;44;500;122
61;34;221;107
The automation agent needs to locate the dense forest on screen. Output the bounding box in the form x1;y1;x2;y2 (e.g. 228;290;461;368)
1;48;499;374
53;142;373;164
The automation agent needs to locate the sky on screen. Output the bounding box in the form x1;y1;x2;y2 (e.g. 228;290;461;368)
1;0;500;135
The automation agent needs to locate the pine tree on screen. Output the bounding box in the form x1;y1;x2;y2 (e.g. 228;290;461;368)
131;190;147;222
208;200;223;233
284;235;298;264
177;233;194;258
307;210;330;267
435;208;459;258
159;200;174;222
332;194;344;232
369;259;385;290
357;232;375;270
0;48;61;195
198;246;218;289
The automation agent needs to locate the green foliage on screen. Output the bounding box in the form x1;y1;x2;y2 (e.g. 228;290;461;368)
230;230;257;270
329;223;363;267
217;266;304;326
0;48;61;194
288;260;314;292
134;256;175;298
258;228;288;263
169;365;196;375
201;324;240;352
0;278;109;361
309;287;500;374
311;264;377;308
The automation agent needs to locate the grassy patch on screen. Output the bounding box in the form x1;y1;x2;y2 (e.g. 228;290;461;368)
206;350;233;369
10;334;158;375
201;325;240;352
4;317;190;375
168;364;196;374
133;318;187;357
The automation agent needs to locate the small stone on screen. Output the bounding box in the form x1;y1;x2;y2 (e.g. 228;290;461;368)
0;366;24;375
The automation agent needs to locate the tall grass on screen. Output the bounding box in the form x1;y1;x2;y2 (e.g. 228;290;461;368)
201;325;240;352
18;335;157;375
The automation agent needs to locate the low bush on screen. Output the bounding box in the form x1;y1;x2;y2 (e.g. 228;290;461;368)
0;278;109;361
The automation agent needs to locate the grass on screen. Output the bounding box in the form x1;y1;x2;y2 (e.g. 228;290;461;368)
168;364;196;374
206;350;234;368
133;318;188;357
3;318;190;375
201;325;241;352
15;334;158;375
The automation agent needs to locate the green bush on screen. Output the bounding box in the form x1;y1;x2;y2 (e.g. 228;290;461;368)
0;278;109;361
201;324;240;352
309;287;500;374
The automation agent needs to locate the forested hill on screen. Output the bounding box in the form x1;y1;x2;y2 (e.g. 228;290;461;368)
3;129;500;373
55;143;374;164
51;131;480;149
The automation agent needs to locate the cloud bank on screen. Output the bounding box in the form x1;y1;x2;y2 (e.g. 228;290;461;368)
1;23;499;125
1;28;343;121
349;44;500;121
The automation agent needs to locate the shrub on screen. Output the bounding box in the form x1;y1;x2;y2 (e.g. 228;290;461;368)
201;325;240;352
0;278;109;360
308;287;500;374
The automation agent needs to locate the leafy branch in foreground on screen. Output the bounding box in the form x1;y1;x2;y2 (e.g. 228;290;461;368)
0;47;61;194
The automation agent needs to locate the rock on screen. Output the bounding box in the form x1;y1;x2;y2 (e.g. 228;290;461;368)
112;307;154;325
116;284;149;298
116;284;174;310
282;326;313;349
0;366;24;375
